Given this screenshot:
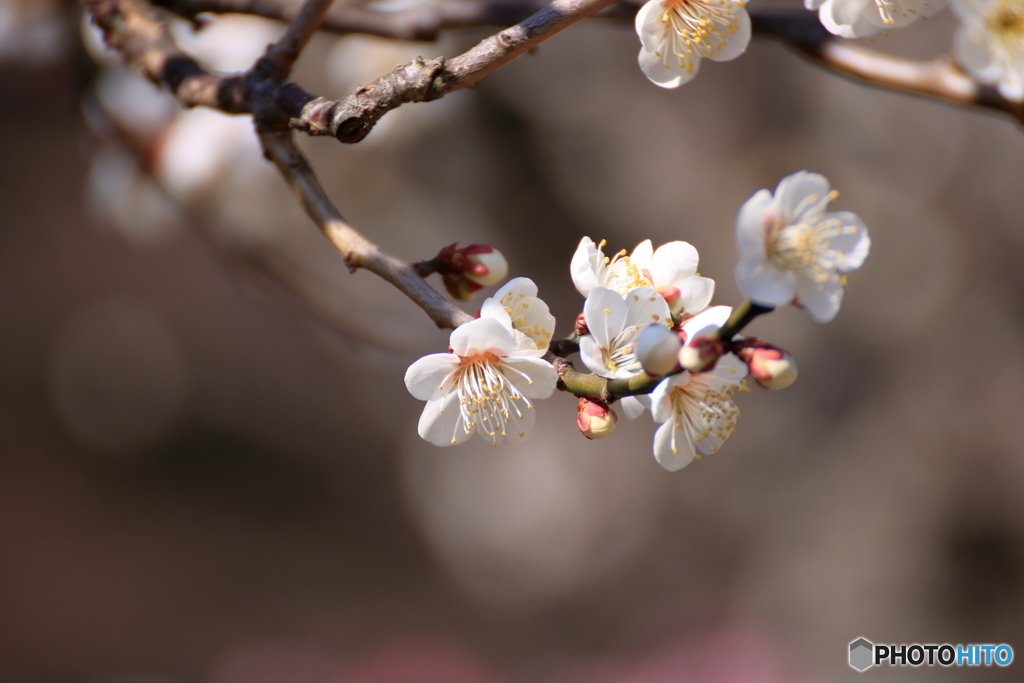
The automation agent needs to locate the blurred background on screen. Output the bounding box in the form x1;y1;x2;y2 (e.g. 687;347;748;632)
2;0;1024;681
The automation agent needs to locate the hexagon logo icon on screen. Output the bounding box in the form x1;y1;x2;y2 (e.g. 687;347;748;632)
849;638;874;671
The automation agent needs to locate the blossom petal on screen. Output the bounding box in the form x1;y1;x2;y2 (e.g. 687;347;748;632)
492;276;538;300
630;239;654;271
450;316;517;357
584;287;627;349
480;296;513;330
775;171;831;224
571;237;601;297
405;353;459;401
704;351;748;387
735;188;774;262
820;0;878;37
578;335;609;377
673;276;715;315
622;287;672;332
795;272;844;323
951;0;986;19
649;241;699;285
638;47;696;89
653;419;696;472
418;391;470;447
650;373;688;423
635;0;665;52
708;8;751;63
500;356;558;399
955;22;999;80
619;395;647;420
495;397;536;446
681;305;733;339
824;210;871;272
735;258;796;307
998;69;1024;102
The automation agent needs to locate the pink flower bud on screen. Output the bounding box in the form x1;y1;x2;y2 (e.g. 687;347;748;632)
436;243;509;301
655;284;681;310
574;312;589;336
678;333;724;373
736;340;798;390
635;324;682;376
577;397;617;440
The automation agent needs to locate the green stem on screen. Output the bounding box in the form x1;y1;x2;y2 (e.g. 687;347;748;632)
715;299;774;341
553;357;663;402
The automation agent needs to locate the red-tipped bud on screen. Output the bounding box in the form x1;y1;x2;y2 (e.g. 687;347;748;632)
736;340;798;390
678;333;724;373
635;324;682;376
574;312;589;336
436;243;509;301
655;284;681;310
577;397;617;440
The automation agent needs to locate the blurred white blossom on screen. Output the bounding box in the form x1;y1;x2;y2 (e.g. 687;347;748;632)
405;287;557;447
953;0;1024;101
170;14;283;73
635;0;751;89
734;171;870;323
808;0;947;38
647;306;747;471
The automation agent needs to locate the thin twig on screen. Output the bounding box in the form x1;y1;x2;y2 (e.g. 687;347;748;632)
154;0;552;40
263;0;336;78
257;127;473;328
291;0;620;142
153;0;1024;126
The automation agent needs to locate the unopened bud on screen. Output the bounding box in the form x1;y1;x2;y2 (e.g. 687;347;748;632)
574;312;589;336
436;243;509;301
635;324;682;376
678;333;724;373
655;284;681;310
736;340;798;390
577;397;617;439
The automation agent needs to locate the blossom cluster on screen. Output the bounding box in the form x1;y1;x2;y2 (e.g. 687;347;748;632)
632;0;1024;105
405;171;871;472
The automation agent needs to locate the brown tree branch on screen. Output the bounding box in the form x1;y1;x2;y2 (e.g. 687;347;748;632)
257;127;474;329
292;0;620;142
262;0;337;78
152;0;1024;127
751;10;1024;124
154;0;552;40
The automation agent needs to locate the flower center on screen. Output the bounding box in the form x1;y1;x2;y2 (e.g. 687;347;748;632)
988;0;1024;38
599;242;651;294
453;358;532;445
765;191;859;282
656;0;744;67
666;375;745;456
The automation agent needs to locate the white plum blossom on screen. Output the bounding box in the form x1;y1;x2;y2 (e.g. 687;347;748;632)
953;0;1024;101
734;171;870;324
635;0;752;88
807;0;947;38
405;283;557;447
578;287;672;380
578;286;672;421
571;237;715;317
480;277;556;354
647;306;748;471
